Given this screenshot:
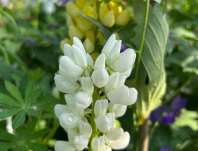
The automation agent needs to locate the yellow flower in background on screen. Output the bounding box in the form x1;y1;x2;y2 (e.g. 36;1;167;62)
63;0;133;53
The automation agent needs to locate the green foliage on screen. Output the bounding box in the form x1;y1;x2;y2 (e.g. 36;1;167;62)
133;1;169;119
0;0;197;150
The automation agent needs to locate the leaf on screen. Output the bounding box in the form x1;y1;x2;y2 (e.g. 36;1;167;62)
4;81;24;103
167;43;198;75
0;93;19;107
173;109;198;131
0;108;20;119
12;111;26;129
133;2;169;119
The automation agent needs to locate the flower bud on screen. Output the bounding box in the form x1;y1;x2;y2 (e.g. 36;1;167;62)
107;85;138;105
92;68;109;88
59;56;83;81
109;132;130;150
116;9;130;26
99;3;115;27
109;104;127;118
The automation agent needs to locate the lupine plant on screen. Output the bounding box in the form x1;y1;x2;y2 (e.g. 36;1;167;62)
54;34;137;151
0;0;198;151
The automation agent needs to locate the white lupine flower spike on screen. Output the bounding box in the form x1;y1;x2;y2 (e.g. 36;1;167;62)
54;35;137;151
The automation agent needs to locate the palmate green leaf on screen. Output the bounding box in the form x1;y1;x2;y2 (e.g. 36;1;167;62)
12;111;26;129
0;93;19;107
4;81;24;104
133;2;169;119
0;108;20;119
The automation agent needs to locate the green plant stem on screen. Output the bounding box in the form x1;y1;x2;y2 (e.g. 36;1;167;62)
43;120;59;144
139;119;150;151
88;88;99;151
134;0;150;81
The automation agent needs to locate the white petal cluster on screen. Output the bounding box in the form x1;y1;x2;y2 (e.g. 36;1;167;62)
54;34;137;151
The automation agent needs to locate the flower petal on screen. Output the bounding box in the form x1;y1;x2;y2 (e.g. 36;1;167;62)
72;45;87;68
65;91;92;109
54;74;79;93
111;48;136;72
105;72;126;93
94;99;109;117
106;128;124;140
95;113;114;133
73;135;89;150
94;53;106;69
80;77;94;94
91;68;109;88
107;85;138;105
59;56;83;81
102;34;117;57
59;112;80;129
54;104;69;118
109;104;127;118
109;132;130;150
79;120;92;138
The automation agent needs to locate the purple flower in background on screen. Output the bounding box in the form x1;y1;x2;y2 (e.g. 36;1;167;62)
171;96;187;114
160;112;176;124
160;147;172;151
150;106;168;122
56;0;69;6
121;43;128;52
0;0;9;6
150;96;187;125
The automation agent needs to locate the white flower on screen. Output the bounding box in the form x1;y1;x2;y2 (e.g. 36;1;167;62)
95;113;115;133
106;128;124;140
91;136;112;151
109;104;127;118
55;141;75;151
107;85;138;105
105;72;126;94
94;99;109;117
91;54;109;88
102;34;136;75
109;131;130;150
54;35;138;151
73;135;89;150
59;112;80;129
65;91;92;109
79;77;94;94
54;74;79;93
55;37;93;94
79;120;92;138
59;56;83;82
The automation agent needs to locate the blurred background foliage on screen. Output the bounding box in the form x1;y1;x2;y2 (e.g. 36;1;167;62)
0;0;197;151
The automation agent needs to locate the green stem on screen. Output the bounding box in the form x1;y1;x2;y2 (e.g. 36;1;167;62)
134;0;150;81
43;120;59;144
88;88;99;151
